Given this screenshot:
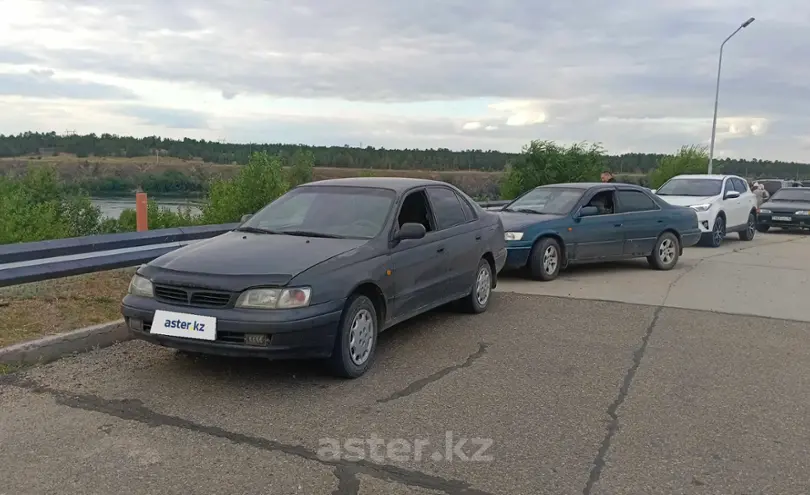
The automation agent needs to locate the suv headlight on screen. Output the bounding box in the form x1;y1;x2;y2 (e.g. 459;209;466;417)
235;287;312;309
504;232;524;241
128;274;154;298
690;204;711;212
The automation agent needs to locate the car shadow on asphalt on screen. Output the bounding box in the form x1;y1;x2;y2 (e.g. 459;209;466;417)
160;301;476;383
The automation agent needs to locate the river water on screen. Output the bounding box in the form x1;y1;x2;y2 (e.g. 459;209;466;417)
92;197;202;219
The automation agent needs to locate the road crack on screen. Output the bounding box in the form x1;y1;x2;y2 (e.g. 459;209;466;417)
582;305;662;495
377;342;488;404
3;375;494;495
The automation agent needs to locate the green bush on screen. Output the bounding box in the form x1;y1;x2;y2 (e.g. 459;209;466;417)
500;140;605;199
649;145;708;189
201;151;289;224
0;167;104;243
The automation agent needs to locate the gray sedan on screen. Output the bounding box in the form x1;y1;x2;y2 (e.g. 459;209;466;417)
121;177;507;378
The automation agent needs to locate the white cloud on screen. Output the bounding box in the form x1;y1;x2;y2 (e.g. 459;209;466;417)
0;0;807;161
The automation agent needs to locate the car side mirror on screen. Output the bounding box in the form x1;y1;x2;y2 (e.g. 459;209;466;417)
650;189;657;194
395;222;427;241
724;190;741;200
578;206;599;217
240;214;253;223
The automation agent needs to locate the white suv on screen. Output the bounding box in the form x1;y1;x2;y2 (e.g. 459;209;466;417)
652;174;758;247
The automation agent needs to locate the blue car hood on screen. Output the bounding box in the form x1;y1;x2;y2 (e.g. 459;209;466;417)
497;211;566;230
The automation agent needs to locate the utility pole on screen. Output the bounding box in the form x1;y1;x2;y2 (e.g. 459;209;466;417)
708;17;755;174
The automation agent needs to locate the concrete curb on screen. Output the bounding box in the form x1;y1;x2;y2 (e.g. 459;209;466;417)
0;319;131;366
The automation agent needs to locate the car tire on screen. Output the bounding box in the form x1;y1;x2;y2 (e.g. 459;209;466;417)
328;294;378;379
529;237;561;281
647;232;680;270
739;212;756;241
756;225;770;233
459;258;493;314
699;214;725;248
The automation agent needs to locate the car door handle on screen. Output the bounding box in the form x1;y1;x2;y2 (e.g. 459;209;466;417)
657;219;663;223
614;223;623;227
437;247;445;253
475;234;482;240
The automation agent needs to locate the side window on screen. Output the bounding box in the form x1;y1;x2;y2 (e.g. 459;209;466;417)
617;190;658;212
456;192;477;221
397;190;435;233
732;178;747;192
426;187;467;229
584;190;616;215
723;179;734;194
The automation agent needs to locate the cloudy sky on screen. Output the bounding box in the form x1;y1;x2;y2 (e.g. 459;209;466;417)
0;0;807;161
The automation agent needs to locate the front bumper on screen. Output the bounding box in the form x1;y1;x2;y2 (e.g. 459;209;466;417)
121;295;344;359
694;210;715;233
757;213;810;229
504;241;533;270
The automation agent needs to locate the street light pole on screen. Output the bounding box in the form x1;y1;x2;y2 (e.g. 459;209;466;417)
707;17;755;175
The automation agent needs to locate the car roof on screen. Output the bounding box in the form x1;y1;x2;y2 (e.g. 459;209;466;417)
537;182;650;190
302;176;448;192
671;174;731;180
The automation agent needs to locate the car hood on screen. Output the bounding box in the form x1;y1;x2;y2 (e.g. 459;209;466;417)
148;231;366;281
762;200;810;211
656;195;716;207
497;211;566;231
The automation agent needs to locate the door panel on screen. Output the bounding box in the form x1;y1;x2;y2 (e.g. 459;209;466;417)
615;189;662;256
571;214;626;259
389;236;446;319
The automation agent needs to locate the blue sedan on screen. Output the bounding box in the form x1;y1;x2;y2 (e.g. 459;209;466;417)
497;182;702;281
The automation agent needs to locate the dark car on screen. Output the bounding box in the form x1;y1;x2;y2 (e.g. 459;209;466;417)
121;177;507;378
756;187;810;232
497;183;702;281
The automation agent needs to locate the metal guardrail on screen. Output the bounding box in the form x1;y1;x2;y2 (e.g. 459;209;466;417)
0;200;512;288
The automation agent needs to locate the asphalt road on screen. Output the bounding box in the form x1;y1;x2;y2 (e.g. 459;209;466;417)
2;231;810;494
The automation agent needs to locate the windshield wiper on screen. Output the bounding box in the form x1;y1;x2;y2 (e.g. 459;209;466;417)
279;230;346;239
235;226;279;234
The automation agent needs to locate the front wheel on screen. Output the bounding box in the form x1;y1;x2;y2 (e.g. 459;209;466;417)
647;232;680;270
699;215;725;247
458;258;493;314
739;212;756;241
328;295;378;378
529;237;562;281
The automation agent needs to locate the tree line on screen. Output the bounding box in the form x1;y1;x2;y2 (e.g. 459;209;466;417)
1;131;809;178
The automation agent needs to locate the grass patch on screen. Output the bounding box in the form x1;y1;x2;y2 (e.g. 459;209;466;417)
0;268;135;347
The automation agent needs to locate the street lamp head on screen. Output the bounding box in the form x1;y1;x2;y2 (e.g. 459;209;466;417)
742;17;755;27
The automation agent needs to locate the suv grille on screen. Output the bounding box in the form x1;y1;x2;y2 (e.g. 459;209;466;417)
153;284;233;308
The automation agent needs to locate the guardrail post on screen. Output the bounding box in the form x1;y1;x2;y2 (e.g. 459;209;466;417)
136;192;148;232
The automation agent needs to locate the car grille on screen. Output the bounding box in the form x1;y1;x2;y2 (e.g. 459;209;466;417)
153;284;233;308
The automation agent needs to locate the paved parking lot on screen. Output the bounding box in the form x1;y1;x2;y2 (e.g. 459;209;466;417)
2;232;810;494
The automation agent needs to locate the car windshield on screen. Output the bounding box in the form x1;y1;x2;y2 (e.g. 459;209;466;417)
503;187;585;215
241;186;395;239
770;189;810;202
656;178;722;197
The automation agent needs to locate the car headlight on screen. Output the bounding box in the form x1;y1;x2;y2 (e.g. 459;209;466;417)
795;210;810;215
235;287;312;309
504;232;524;241
690;204;712;212
758;209;771;213
128;274;154;298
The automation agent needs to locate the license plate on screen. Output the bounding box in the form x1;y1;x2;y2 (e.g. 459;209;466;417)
151;310;217;341
773;216;792;221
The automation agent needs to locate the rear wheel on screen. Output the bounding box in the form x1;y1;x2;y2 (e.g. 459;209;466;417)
529;237;561;281
739;212;756;241
647;232;680;270
328;294;377;379
458;258;493;314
